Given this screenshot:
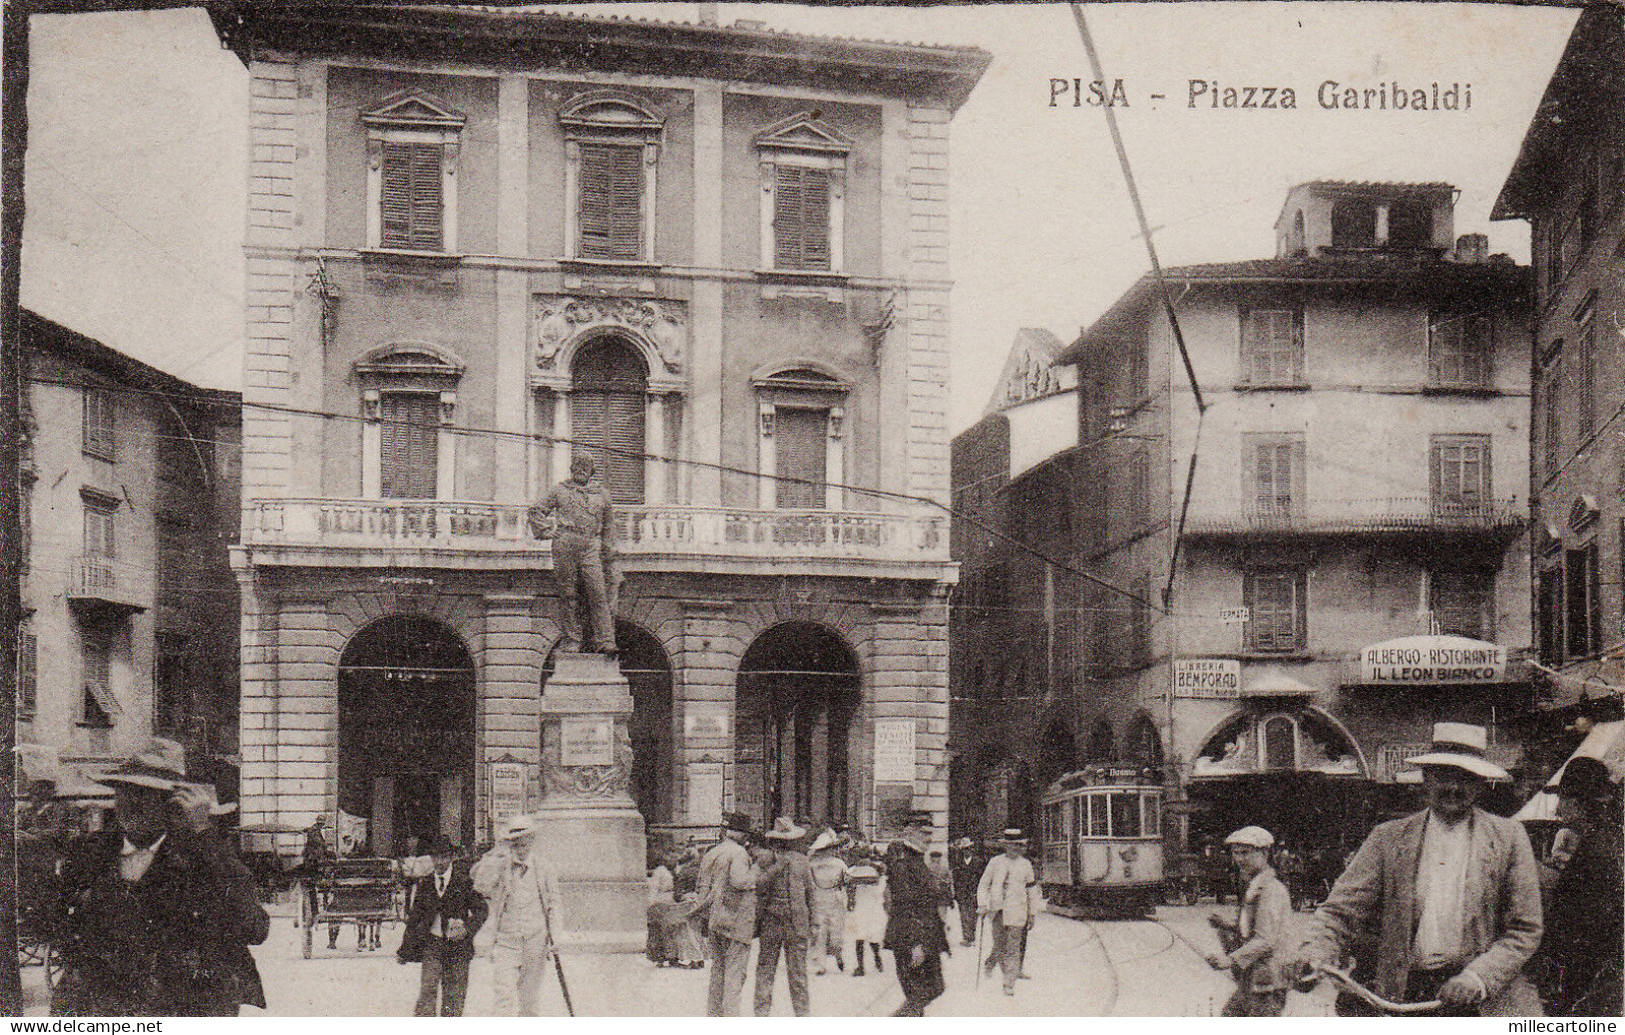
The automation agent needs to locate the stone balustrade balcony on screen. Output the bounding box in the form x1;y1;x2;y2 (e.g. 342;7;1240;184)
241;498;951;577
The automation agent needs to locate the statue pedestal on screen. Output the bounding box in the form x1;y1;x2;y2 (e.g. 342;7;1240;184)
535;652;646;953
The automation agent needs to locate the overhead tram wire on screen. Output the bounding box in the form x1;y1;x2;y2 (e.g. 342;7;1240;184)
30;374;1165;616
1070;4;1209;612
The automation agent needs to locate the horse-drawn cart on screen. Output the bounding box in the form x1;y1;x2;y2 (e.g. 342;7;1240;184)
300;858;405;958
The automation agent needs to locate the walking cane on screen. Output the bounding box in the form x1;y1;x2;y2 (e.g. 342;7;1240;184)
537;888;575;1016
974;912;985;990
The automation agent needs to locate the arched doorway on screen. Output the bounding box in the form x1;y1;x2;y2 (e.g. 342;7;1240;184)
338;615;476;855
1038;719;1077;791
735;622;859;830
541;619;673;828
1187;706;1369;853
1128;714;1164;771
1087;720;1116;764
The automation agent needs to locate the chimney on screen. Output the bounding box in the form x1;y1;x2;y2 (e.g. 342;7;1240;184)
1454;233;1488;264
696;2;717;25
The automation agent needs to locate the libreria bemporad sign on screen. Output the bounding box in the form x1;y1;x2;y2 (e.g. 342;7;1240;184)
1359;635;1508;684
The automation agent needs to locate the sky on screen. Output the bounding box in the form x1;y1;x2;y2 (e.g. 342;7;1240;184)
19;2;1579;433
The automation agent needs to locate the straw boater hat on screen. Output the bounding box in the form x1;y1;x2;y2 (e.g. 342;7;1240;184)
98;737;189;792
952;836;974;850
497;814;539;841
1224;825;1275;849
998;827;1028;846
765;817;807;842
1406;722;1511;781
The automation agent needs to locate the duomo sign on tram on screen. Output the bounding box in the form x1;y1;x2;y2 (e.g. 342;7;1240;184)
1357;635;1508;685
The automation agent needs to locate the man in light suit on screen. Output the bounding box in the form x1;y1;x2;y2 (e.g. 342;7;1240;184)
696;811;764;1016
1297;722;1544;1015
976;828;1043;997
471;815;563;1016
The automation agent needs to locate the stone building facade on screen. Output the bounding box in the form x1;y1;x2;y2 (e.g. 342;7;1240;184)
16;310;241;792
1052;183;1535;853
1493;4;1625;764
211;7;988;851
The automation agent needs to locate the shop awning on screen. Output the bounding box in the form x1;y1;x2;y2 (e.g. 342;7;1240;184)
1243;673;1318;697
1514;720;1625;822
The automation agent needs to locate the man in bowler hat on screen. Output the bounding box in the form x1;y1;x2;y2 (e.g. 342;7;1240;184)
399;834;487;1016
884;809;953;1016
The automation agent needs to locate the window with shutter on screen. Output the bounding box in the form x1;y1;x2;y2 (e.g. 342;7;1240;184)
773;165;832;271
578;144;644;260
1429;435;1490;519
1330;199;1377;248
1245;570;1306;653
1565;542;1601;659
1577;312;1595;439
380;142;444;251
380;393;440;498
81;632;115;728
1429;312;1493;389
774;408;828;508
83;388;115;460
571;338;648;505
18;630;36;718
1240;309;1304;386
83;503;115;559
1429;571;1494;640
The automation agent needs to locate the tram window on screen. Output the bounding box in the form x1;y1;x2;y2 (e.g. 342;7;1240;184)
1110;793;1141;838
1088;793;1108;836
1074;798;1086;838
1142;794;1160;838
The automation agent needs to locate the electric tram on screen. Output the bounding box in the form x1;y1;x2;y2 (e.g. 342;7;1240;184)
1039;768;1165;917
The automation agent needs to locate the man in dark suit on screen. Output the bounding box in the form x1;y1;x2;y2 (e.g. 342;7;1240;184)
53;739;270;1017
398;835;488;1017
885;809;953;1017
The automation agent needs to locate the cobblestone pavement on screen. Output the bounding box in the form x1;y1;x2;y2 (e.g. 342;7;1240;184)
19;902;1341;1016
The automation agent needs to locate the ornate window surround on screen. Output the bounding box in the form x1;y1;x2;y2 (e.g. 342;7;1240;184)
355;342;464;500
560;91;665;264
362;90;465;254
751;362;850;511
755;113;851;276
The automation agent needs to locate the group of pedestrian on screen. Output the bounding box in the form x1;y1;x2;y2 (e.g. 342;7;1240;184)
690;808;955;1017
1196;720;1621;1019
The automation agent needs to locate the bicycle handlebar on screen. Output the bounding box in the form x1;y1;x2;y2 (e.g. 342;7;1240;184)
1313;963;1444;1014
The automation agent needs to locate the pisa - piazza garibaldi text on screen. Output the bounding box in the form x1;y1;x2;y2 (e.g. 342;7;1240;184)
1047;79;1472;111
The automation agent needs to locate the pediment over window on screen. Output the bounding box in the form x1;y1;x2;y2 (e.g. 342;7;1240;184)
355;341;465;379
560;90;665;133
1569;494;1599;532
362;90;466;131
755;113;852;155
752;364;851;394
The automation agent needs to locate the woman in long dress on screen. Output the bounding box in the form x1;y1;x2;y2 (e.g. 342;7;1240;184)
808;830;850;975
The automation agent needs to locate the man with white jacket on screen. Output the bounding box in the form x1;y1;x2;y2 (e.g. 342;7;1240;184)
977;828;1043;996
471;814;563;1016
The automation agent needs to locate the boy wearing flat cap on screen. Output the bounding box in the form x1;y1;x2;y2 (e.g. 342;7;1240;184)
1296;722;1543;1015
1206;826;1291;1016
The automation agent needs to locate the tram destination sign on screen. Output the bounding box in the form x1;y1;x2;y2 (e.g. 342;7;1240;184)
1172;658;1241;699
1358;635;1507;685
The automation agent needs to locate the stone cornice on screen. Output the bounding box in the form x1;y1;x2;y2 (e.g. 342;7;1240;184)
211;5;991;113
